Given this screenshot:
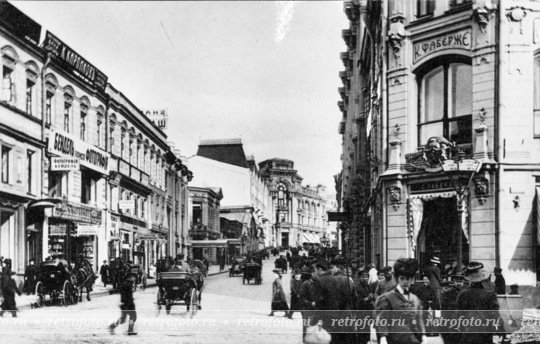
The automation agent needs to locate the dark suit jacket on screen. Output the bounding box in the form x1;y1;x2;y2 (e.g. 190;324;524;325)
425;265;442;289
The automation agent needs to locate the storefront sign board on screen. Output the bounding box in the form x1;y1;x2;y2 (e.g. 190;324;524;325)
410;180;454;193
47;128;109;175
77;224;99;236
118;200;135;210
130;167;141;182
118;160;130;177
413;28;472;64
52;201;102;224
51;157;79;171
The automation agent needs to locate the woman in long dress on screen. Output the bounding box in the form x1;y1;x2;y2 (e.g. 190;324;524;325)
268;268;289;317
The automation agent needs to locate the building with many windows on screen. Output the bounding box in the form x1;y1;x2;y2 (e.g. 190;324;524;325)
0;3;191;281
337;0;540;301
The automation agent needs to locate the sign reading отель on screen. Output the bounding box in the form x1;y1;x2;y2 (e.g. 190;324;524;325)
413;28;472;64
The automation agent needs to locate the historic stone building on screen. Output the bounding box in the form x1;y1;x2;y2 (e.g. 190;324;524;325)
338;0;540;300
258;158;329;249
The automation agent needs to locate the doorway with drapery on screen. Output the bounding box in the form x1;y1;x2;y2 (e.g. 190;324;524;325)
408;191;470;276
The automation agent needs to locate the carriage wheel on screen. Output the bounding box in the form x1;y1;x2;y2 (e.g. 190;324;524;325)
35;282;45;308
142;275;147;291
190;288;198;318
62;280;71;306
71;284;79;305
155;289;162;317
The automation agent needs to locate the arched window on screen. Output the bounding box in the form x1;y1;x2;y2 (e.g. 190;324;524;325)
417;59;472;146
25;62;39;116
80;97;90;141
63;87;75;133
2;46;18;104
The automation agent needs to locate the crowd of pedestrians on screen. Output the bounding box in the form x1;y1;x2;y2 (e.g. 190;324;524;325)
269;248;508;344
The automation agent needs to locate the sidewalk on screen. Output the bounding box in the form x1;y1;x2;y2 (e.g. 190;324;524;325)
14;264;228;312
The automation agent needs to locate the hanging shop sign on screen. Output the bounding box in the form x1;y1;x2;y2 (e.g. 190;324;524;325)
42;31;108;91
118;199;135;211
77;224;99;236
413;28;472;64
52;201;102;224
47;128;109;175
50;157;79;171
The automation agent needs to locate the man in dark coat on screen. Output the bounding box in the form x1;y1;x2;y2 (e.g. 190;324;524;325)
23;258;37;295
312;259;341;344
0;259;21;317
375;258;427;344
375;266;396;297
424;256;442;308
355;267;373;344
456;262;502;344
99;260;110;287
299;269;319;339
494;267;506;295
288;269;303;319
440;274;465;344
108;275;137;335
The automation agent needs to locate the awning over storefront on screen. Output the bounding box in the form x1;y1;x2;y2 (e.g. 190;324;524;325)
536;188;540;245
311;233;321;244
301;233;312;243
220;212;253;227
190;239;231;248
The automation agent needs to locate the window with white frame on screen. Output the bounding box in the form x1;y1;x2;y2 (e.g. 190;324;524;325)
80;103;88;141
27;150;34;194
416;0;435;17
417;59;472;146
2;66;14;103
1;145;11;184
45;91;54;125
64;95;73;133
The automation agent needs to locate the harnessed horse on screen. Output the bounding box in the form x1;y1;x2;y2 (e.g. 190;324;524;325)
70;258;96;302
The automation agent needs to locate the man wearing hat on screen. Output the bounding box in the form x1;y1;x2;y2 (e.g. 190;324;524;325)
108;274;137;335
0;258;21;317
424;256;442;308
494;267;506;295
375;266;396;297
456;261;502;344
99;260;110;287
311;259;341;343
375;258;426;344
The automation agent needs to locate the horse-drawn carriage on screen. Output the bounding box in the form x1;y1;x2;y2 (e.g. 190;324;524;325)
229;256;246;277
34;257;95;307
154;257;205;317
110;258;147;292
242;262;262;285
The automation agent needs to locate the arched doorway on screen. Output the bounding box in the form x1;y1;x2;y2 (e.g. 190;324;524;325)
417;196;469;276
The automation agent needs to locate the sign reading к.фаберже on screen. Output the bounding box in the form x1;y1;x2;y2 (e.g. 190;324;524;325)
413;28;472;64
47;128;109;175
42;31;108;91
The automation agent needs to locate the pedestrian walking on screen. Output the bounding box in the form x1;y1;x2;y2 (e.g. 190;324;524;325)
440;273;465;344
0;259;21;317
288;269;302;319
108;275;137;335
99;260;110;287
424;256;442;308
375;258;427;344
311;259;340;344
269;268;289;317
23;258;37;295
456;261;502;344
299;268;319;339
355;267;373;344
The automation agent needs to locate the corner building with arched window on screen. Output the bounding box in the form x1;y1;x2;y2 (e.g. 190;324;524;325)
338;0;540;302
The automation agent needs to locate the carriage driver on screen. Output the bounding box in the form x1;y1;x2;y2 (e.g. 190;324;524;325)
172;254;191;273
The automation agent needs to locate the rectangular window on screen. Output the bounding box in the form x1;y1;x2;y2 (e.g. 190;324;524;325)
45;92;53;125
80;105;88;141
417;0;435;17
26;80;35;115
27;150;33;194
110;129;115;153
64;102;71;133
48;172;63;198
534;56;540;137
2;67;13;102
97;121;101;148
1;146;10;183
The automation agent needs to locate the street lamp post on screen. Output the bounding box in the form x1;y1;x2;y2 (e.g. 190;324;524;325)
320;233;330;261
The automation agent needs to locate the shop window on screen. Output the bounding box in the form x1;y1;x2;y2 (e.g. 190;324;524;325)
418;60;472;146
416;0;435;17
1;146;10;184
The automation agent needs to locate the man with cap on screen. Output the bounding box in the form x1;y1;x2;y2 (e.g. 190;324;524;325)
23;258;37;295
424;256;442;308
0;258;21;317
375;266;396;297
375;258;426;344
355;266;374;344
456;261;502;344
99;260;110;287
108;274;137;335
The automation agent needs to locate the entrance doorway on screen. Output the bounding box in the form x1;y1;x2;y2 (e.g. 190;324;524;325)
417;197;469;275
281;233;289;248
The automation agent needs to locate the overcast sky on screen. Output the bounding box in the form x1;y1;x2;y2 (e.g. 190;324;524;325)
14;1;347;192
